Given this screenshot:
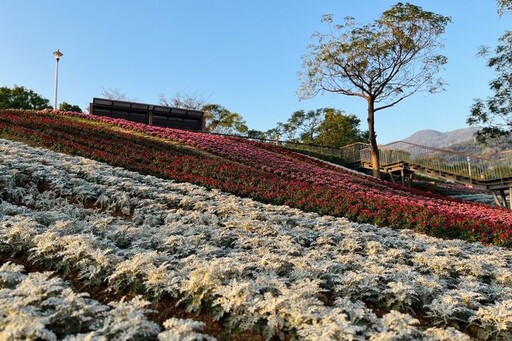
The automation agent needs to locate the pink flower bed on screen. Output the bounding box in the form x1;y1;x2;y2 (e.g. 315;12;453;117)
1;109;511;246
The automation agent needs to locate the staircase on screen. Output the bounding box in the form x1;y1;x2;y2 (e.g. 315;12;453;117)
341;141;512;209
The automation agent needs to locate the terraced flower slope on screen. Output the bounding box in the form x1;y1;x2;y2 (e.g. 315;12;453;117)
1;109;511;246
1;139;512;340
0;261;212;340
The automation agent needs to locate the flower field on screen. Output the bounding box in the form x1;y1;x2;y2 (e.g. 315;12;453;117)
0;262;212;340
1;109;512;246
1;138;512;340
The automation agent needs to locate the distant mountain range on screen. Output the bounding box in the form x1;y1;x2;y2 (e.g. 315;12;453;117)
394;127;511;155
399;127;480;148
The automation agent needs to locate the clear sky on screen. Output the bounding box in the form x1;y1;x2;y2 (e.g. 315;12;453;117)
1;1;510;144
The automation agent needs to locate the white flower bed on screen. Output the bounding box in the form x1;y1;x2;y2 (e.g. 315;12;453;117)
0;262;213;341
448;193;495;206
1;138;512;340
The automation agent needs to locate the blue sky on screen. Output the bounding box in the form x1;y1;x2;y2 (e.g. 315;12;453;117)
1;1;510;143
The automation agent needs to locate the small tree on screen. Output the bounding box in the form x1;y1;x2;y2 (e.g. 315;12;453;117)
0;85;52;110
159;93;206;110
246;129;266;139
158;94;248;135
202;104;248;135
315;109;368;148
275;121;298;142
262;127;282;141
274;108;367;147
59;102;82;113
101;88;131;101
299;3;450;177
276;109;324;143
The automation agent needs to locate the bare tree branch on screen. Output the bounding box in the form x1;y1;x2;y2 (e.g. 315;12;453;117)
298;3;450;177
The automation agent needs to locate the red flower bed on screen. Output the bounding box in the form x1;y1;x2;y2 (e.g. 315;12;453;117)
1;109;511;246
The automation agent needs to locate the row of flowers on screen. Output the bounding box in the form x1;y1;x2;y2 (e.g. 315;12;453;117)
0;261;214;341
1;138;511;340
1;109;511;246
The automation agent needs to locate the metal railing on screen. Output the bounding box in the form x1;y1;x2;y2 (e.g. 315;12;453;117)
339;142;371;164
223;134;350;160
218;132;512;183
360;141;512;182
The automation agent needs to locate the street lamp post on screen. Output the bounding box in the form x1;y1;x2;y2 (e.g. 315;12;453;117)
53;49;63;110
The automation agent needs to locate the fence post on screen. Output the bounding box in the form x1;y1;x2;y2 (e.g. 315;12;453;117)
509;187;512;210
467;156;472;179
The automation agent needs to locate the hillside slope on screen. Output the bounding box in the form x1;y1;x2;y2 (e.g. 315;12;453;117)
2;137;512;340
2;109;512;339
1;109;511;246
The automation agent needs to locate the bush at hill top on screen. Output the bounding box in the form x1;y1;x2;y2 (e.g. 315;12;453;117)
1;109;511;247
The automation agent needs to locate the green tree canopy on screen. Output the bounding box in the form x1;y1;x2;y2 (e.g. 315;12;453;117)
498;0;512;16
0;85;52;110
299;2;450;177
202;104;248;135
467;2;512;143
273;108;367;147
159;94;248;136
276;109;324;143
315;109;368;148
261;127;282;141
59;102;82;113
246;129;266;139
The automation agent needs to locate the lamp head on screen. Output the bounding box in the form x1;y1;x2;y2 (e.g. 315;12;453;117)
53;49;63;61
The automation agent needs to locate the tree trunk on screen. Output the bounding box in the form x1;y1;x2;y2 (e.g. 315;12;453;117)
367;99;380;178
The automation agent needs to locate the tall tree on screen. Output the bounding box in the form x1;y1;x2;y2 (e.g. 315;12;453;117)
467;2;512;143
299;3;450;177
0;85;52;110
